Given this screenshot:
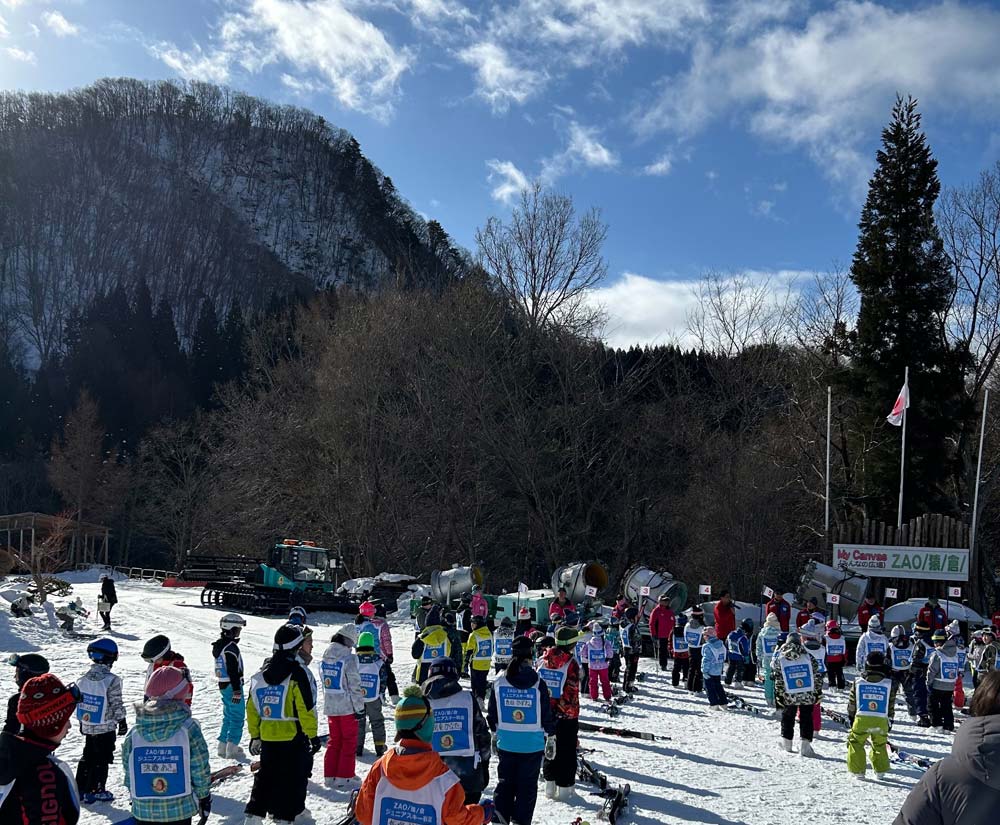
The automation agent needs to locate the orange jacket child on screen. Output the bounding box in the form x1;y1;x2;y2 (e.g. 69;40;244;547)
356;686;492;825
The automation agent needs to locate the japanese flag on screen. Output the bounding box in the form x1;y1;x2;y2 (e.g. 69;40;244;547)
887;382;910;426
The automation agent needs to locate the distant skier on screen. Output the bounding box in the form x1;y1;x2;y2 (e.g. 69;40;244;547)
856;594;884;631
75;638;127;803
856;616;889;671
765;592;792;632
4;652;50;734
56;597;87;631
583;623;613;701
824;620;848;690
621;607;641;692
685;606;706;693
889;625;915;717
701;627;728;709
926;629;959;731
649;594;676;671
514;607;534;638
492;616;515;674
355;631;387;758
98;574;118;630
413;606;453;684
801;619;828;732
321;624;365;789
141;635;193;705
213;612;246;758
908;619;934;727
724;621;752;687
773;632;822;757
357;599;399;704
9;594;31;618
846;650;892;780
444;611;464;673
470;585;489;623
606;617;623;683
464;614;494;705
538;626;580;802
415;595;434;632
122;666;211;825
670;614;690;688
757;612;782;708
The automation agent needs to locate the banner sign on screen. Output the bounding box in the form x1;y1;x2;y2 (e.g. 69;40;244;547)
762;586;774;598
833;544;969;582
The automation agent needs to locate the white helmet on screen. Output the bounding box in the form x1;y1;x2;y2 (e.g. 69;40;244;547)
220;613;246;632
946;620;960;637
868;615;882;631
890;625;906;640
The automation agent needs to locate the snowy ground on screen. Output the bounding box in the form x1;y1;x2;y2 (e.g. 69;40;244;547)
0;570;953;825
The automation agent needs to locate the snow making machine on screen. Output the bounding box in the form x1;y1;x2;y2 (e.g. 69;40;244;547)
196;538;362;615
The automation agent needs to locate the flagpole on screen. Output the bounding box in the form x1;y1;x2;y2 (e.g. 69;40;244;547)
897;366;909;529
825;385;832;536
970;388;989;570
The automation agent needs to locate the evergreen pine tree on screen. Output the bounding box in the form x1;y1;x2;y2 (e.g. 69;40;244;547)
190;299;223;407
849;95;965;518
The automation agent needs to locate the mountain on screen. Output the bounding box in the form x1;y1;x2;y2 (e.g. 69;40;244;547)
0;78;469;362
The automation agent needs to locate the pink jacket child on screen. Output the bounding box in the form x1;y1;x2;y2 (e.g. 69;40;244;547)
470;588;489;619
585;624;614;701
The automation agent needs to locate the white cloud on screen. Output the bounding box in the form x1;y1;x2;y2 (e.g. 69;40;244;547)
3;45;34;63
0;0;26;8
458;41;544;113
634;2;1000;200
540;120;618;183
753;199;775;218
149;0;409;120
486;159;530;205
0;15;7;38
27;22;39;37
643;154;673;176
42;10;77;36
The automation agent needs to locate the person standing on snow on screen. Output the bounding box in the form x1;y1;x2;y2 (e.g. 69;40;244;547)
212;613;246;759
98;574;118;631
926;629;960;732
621;607;642;693
464;615;493;706
724;620;752;688
244;624;320;824
909;620;934;727
492;617;515;675
714;591;737;645
583;623;613;702
857;594;884;631
444;611;465;674
606;618;624;684
800;619;828;732
757;612;782;708
354;687;492;825
765;592;792;632
122;666;211;825
424;658;491;805
0;673;80;825
514;608;534;638
75;638;127;803
773;632;822;757
470;585;489;624
357;600;400;705
701;627;728;709
670;614;690;688
889;625;915;717
413;606;453;685
856;615;889;671
824;620;848;690
685;606;706;693
487;635;555;825
356;632;388;758
847;650;893;780
649;594;676;671
970;626;999;685
918;597;948;633
141;635;193;706
321;624;365;790
538;626;580;802
3;653;49;734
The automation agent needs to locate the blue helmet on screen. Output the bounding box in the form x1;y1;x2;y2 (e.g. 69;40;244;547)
288;606;307;626
87;638;119;664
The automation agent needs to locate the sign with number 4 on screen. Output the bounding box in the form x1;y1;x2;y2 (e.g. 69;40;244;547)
698;584;712;596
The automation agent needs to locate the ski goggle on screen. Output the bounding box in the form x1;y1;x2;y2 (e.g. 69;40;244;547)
65;682;83;704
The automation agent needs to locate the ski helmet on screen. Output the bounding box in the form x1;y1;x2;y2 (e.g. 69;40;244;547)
359;601;376;618
868;615;882;631
826;619;838;631
426;657;458;682
471;614;487;629
555;626;580;647
500;616;513;628
273;624;305;653
87;638;119;664
624;606;639;621
220;613;246;634
702;626;717;639
741;618;754;634
517;607;531;621
6;653;50;686
591;622;604;636
890;625;907;641
865;650;887;670
932;629;947;645
288;606;308;626
141;635;171;663
946;620;961;637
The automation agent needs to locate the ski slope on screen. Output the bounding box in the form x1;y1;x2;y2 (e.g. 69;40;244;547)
1;571;952;825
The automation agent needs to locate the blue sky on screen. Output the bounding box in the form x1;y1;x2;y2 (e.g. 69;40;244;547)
3;0;1000;347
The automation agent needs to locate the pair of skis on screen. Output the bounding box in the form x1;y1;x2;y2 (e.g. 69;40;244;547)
578;755;631;824
578;719;660;741
726;695;767;716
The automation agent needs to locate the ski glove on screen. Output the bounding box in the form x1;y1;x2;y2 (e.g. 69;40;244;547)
199;796;212;815
544;735;557;760
117;719;128;735
480;798;495;823
310;736;323;754
490;733;498;756
231;691;243;704
249;738;262;756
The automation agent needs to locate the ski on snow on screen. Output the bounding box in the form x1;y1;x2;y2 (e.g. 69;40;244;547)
822;707;851;729
578;720;660;741
888;743;934;770
577;755;630;824
726;696;766;717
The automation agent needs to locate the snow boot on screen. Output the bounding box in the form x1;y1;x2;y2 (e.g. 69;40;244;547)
780;738;793;753
852;771;866;781
323;777;338;789
800;740;816;758
334;776;362;791
217;741;228;757
293;807;313;823
388;694;400;706
917;715;932;728
92;790;114;802
556;785;575;801
876;772;887;780
375;742;387;756
545;781;557;799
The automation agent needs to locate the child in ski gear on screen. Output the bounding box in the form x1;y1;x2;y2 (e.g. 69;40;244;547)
244;624;319;824
947;620;968;709
9;594;31;618
56;598;87;631
739;619;757;683
970;626;999;685
621;607;641;692
724;622;751;687
212;612;246;759
539;626;580;802
470;585;489;621
321;624;365;788
457;595;473;652
515;607;534;638
685;607;706;693
357;631;388;758
612;595;631;619
670;614;690;688
856;595;884;632
765;593;791;632
701;627;728;708
4;652;49;735
908;620;934;726
492;617;515;674
773;633;823;756
288;606;308;627
358;601;400;704
856;615;889;670
423;658;491;804
847;650;892;779
487;635;555;825
444;611;465;673
122;666;211;824
757;612;782;707
584;623;614;701
98;574;118;630
0;673;80;825
649;595;676;671
464;615;493;705
606;618;623;684
415;595;434;632
800;620;827;731
889;625;915;716
76;638;127;802
413;606;453;685
141;635;193;706
824;619;848;689
355;686;489;825
926;629;959;731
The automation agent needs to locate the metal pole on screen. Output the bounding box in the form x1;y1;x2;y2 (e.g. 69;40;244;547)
970;388;989;577
825;385;832;535
897;366;909;529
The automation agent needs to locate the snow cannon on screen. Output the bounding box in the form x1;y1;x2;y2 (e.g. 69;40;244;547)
551;561;609;604
430;565;483;604
621;565;688;619
797;560;869;621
